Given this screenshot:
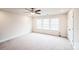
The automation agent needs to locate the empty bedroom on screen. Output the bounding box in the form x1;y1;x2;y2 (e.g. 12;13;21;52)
0;8;75;50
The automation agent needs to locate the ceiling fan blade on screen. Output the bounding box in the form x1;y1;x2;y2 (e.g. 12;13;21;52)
25;8;32;12
35;10;41;13
36;13;41;14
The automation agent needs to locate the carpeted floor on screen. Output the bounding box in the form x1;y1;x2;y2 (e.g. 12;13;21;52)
0;33;73;50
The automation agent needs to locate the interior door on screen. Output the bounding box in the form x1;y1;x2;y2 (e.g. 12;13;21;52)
68;10;74;45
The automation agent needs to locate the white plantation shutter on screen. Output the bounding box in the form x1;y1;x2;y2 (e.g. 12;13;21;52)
36;19;42;29
36;17;59;31
42;19;49;29
50;18;59;31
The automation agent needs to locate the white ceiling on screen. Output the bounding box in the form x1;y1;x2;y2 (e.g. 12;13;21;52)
0;8;70;16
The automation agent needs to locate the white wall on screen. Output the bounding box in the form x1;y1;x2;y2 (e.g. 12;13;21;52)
0;10;32;42
32;14;67;37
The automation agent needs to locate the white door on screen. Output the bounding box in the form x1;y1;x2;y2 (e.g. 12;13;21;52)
68;10;74;45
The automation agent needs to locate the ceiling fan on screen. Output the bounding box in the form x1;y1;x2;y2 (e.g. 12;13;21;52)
25;8;41;15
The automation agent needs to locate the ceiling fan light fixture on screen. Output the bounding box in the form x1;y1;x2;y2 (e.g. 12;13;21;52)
30;12;35;15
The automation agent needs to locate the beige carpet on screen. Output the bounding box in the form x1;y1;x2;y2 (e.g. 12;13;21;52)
0;33;73;50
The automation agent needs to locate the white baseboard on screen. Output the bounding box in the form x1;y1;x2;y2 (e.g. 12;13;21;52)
0;32;30;43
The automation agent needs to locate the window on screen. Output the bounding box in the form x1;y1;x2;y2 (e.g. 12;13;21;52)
42;19;49;29
36;19;42;29
36;18;59;31
50;18;59;31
